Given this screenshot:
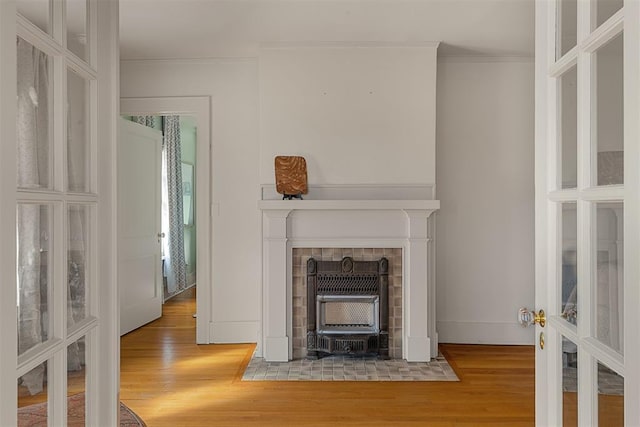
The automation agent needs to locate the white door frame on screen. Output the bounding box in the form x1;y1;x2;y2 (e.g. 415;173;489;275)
535;0;640;425
625;1;640;423
120;97;212;344
0;3;19;423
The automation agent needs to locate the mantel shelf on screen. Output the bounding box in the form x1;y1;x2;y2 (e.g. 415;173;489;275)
258;199;440;211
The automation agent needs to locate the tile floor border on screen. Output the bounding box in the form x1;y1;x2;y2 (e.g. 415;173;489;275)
242;354;459;382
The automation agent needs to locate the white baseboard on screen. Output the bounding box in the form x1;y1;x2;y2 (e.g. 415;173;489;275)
437;321;535;345
210;321;259;344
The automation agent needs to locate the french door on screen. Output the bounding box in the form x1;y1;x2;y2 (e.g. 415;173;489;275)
0;0;119;425
534;0;640;425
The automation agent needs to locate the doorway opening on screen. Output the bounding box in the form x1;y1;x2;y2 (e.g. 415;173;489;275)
120;96;211;344
124;115;198;301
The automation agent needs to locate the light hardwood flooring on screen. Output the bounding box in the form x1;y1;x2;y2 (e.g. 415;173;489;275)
120;288;536;426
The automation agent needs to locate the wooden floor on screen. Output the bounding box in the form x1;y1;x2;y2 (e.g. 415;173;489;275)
120;288;535;426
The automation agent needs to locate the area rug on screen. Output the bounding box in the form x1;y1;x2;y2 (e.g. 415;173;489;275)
242;353;459;382
18;392;147;427
563;365;624;395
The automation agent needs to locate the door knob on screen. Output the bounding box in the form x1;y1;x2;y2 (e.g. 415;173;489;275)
157;232;166;238
518;307;546;328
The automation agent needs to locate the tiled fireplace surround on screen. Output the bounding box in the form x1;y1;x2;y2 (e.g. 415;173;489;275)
292;247;403;359
259;198;440;362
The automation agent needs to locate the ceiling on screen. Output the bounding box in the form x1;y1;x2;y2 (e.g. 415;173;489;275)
119;0;535;60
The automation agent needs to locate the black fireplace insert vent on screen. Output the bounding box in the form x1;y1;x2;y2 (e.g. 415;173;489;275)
306;256;389;359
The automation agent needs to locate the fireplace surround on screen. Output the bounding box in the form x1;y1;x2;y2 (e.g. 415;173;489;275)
292;248;403;359
259;198;439;362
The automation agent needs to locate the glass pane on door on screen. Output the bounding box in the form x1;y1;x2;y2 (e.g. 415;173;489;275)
67;69;91;193
17;0;50;35
67;0;88;61
594;33;623;186
561;203;577;323
598;361;624;426
17;361;48;416
557;0;577;59
562;338;578;426
68;205;90;325
17;37;52;190
594;0;623;29
559;66;578;189
68;336;87;424
595;202;623;352
17;204;51;356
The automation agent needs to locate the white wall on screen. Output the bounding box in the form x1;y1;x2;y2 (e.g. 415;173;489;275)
259;46;438;187
435;58;535;345
121;52;537;348
120;59;262;342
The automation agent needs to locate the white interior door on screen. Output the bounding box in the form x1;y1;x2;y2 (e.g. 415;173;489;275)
532;0;640;425
0;0;120;425
119;118;163;335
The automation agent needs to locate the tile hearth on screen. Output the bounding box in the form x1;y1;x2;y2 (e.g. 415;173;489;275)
242;354;459;382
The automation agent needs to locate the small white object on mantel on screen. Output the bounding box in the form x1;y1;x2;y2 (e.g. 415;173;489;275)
259;198;440;363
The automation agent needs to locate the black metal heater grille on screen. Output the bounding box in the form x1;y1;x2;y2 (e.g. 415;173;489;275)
306;256;389;359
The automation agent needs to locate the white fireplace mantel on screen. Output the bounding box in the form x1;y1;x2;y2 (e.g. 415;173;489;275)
258;199;440;211
259;199;440;362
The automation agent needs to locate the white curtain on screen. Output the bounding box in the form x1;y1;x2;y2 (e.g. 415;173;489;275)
17;37;85;395
16;37;49;395
67;205;86;371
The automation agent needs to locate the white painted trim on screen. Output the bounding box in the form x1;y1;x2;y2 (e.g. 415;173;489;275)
210;321;260;344
548;52;578;78
534;0;551;424
548;186;625;202
0;6;18;425
258;199;440;211
120;96;212;344
95;0;120;423
428;214;437;357
288;239;410;248
405;337;431;361
437;321;535;345
624;0;640;424
260;183;435;201
259;41;441;50
120;57;257;65
438;55;535;63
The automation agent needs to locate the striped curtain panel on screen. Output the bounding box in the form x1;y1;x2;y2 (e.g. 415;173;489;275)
162;116;187;296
